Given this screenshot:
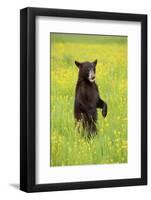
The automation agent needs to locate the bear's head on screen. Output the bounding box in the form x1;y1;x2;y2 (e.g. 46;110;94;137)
75;60;97;82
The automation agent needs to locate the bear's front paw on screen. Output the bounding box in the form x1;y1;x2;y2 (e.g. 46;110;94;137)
102;104;107;118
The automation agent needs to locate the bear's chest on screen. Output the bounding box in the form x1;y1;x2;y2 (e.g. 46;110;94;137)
79;82;99;104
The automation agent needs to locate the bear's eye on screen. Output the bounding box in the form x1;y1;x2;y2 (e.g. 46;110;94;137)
88;68;91;73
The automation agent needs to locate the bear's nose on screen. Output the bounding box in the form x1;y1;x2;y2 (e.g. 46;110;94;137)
92;75;95;80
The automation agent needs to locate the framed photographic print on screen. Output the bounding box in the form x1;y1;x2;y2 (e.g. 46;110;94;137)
20;7;147;192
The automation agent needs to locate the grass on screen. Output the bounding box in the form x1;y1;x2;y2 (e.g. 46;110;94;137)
50;33;128;166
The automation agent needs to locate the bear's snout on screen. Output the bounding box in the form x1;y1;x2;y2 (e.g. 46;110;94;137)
88;70;95;82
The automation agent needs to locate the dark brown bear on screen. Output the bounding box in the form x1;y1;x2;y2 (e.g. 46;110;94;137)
74;60;107;136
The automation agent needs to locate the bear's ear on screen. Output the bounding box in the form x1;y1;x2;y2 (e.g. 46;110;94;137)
93;59;97;66
75;61;81;68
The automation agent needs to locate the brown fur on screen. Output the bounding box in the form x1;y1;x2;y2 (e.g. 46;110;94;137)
74;60;107;136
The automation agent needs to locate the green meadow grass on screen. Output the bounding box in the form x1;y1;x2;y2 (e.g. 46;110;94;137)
50;33;128;166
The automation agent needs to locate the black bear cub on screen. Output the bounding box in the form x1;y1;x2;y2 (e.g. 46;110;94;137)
74;60;107;137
